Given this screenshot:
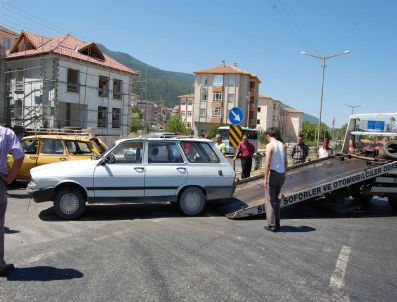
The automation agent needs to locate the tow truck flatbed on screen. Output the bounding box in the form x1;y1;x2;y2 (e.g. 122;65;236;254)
212;155;397;219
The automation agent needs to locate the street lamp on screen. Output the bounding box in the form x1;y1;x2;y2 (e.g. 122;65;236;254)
300;50;350;149
342;103;362;115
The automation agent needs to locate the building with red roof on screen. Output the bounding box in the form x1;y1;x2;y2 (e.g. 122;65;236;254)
3;30;139;135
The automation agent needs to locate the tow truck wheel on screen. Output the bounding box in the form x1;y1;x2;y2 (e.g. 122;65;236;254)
54;187;86;219
179;187;206;216
388;195;397;211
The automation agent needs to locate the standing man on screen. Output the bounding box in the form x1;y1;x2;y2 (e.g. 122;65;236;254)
291;134;308;164
0;126;24;277
215;134;226;156
264;127;288;232
318;138;333;158
233;134;255;179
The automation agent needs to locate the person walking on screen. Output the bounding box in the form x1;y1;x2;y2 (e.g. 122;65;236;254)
291;134;308;164
215;134;226;156
233;134;255;179
318;138;333;158
0;126;24;277
264;127;287;232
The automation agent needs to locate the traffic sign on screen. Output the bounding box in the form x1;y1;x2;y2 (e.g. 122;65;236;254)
229;125;242;150
229;107;243;125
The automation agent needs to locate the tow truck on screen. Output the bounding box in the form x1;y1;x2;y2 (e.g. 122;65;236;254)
213;113;397;218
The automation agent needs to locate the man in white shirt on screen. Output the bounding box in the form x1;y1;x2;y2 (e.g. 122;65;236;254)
318;138;333;158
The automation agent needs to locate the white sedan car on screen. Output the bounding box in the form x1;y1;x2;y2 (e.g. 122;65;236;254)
27;137;236;219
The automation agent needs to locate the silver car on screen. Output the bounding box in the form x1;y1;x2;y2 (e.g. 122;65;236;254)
27;137;236;219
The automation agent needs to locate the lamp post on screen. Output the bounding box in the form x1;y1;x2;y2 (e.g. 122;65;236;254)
300;50;350;149
343;103;362;115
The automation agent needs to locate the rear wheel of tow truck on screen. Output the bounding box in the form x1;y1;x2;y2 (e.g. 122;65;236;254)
388;195;397;211
179;187;206;216
54;187;86;219
350;182;373;204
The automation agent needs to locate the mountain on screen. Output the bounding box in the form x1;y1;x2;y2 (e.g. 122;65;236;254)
97;44;194;107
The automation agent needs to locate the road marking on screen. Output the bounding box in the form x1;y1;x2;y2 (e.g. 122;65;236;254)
330;245;351;301
17;251;57;265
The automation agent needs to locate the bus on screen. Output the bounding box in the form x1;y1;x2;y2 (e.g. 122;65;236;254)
217;126;259;155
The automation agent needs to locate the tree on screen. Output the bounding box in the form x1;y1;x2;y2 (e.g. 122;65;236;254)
130;105;144;133
302;121;331;143
206;125;219;139
165;116;188;134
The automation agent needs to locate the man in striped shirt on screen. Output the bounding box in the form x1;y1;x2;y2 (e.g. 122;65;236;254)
0;126;24;277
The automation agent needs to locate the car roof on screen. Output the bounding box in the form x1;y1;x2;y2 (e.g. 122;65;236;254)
116;137;212;143
22;134;94;141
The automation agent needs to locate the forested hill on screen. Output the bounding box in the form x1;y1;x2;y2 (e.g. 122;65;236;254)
97;44;194;107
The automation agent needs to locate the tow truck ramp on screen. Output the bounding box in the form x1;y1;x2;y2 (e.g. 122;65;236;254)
212;156;397;219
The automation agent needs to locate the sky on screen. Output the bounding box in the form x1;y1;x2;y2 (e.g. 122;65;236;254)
1;0;396;127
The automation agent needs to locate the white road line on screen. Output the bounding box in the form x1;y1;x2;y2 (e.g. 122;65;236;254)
330;245;351;301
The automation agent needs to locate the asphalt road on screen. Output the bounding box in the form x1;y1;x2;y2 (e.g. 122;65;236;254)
1;183;396;302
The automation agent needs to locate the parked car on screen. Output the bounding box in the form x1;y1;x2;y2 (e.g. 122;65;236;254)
27;137;236;219
7;134;107;180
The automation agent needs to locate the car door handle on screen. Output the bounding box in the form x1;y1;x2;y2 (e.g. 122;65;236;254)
177;167;187;174
59;158;67;161
134;167;144;173
29;156;37;160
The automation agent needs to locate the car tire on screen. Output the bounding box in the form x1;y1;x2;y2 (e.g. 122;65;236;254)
384;140;397;159
54;187;86;219
179;187;206;216
388;195;397;211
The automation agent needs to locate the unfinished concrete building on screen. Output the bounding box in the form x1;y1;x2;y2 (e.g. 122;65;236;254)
3;31;139;136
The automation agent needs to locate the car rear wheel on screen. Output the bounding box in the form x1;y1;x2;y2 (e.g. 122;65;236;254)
179;187;206;216
388;195;397;211
54;187;86;219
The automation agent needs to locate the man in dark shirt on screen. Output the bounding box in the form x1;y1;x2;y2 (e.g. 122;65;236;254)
233;134;255;179
291;134;308;165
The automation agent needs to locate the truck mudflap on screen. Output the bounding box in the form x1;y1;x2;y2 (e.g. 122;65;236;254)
211;156;397;219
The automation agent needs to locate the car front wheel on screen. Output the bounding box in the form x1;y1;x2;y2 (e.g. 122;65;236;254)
179;187;206;216
54;187;86;219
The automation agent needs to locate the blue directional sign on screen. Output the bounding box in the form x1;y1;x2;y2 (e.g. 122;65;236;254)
367;120;385;131
229;107;243;125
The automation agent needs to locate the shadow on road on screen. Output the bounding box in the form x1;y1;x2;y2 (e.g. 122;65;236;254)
4;226;20;234
278;225;316;233
39;203;222;222
6;266;83;281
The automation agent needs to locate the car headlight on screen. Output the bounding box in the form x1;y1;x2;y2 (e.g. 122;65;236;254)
27;181;37;189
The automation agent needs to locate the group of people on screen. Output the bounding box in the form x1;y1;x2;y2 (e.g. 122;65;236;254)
291;135;333;164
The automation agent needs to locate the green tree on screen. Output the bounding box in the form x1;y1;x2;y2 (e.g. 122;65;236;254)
302;121;331;143
165;116;188;134
206;125;219;139
130;105;144;133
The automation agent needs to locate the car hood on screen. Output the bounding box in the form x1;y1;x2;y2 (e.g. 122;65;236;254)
30;159;99;179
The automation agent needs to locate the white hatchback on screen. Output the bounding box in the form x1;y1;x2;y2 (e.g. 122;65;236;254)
27;137;236;219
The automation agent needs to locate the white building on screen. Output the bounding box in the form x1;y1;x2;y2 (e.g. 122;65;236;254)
177;94;194;128
4;31;138;136
280;107;304;142
256;95;281;132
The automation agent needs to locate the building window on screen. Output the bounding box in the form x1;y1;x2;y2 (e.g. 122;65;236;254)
257;119;260;125
201;75;208;86
228;77;236;86
187;111;192;117
15;68;23;92
180;99;186;106
113;79;122;99
181;111;186;117
97;106;108;127
67;69;79;93
227;93;235;103
98;76;109;97
200;109;206;117
112;108;121;128
2;37;10;50
212;108;221;118
213;74;223;86
250;81;256;89
213;92;222;102
258;107;261;112
200;92;207;101
188;99;193;105
187;122;192;128
273;104;276;110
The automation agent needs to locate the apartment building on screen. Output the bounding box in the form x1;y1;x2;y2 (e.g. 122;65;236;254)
4;30;138;136
0;25;19;124
192;63;260;134
177;93;194;128
256;95;281;132
132;99;158;127
280;107;303;142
